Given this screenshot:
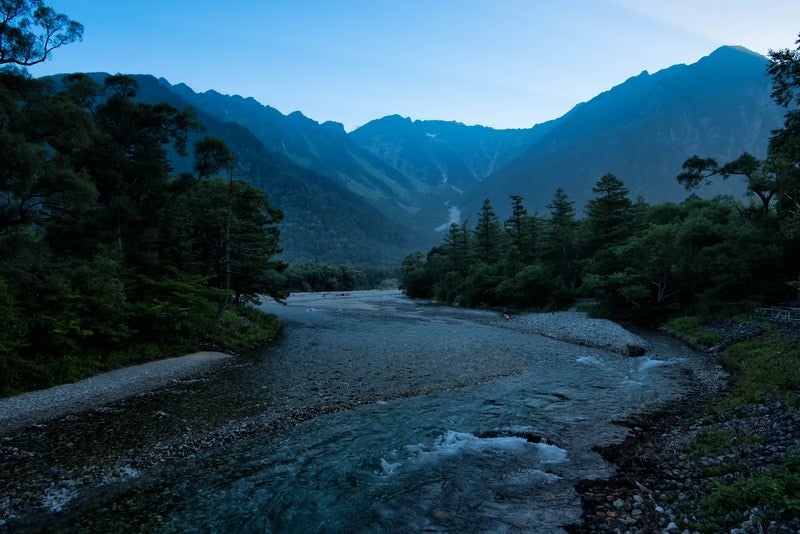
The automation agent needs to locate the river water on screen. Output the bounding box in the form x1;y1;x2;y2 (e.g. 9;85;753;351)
0;290;719;532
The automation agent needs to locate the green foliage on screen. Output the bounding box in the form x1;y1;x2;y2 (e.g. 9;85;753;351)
719;328;800;406
284;262;397;292
0;0;84;67
684;428;761;460
204;304;282;353
0;67;286;395
473;198;505;263
663;316;723;348
695;453;800;532
402;171;795;322
400;251;433;299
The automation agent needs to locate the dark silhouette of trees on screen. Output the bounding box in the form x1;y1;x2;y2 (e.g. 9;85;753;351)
0;0;83;66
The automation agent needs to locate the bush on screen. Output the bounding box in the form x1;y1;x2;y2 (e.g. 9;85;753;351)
696;453;800;532
663;316;723;348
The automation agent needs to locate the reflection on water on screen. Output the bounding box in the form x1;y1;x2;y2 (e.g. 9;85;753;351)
1;290;719;532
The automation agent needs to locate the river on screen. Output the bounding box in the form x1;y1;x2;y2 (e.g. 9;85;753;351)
0;290;719;532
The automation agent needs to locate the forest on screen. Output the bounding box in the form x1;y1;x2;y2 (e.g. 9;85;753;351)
400;39;800;325
0;3;285;394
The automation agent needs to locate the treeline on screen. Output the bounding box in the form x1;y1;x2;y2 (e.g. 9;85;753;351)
284;262;398;292
402;182;796;323
0;70;286;394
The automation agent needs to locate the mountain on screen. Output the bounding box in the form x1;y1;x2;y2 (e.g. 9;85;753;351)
467;46;785;216
43;45;787;266
165;83;422;225
53;73;424;265
349;115;550;192
164;82;559;237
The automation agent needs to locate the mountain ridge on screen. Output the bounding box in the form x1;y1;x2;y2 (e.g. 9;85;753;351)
464;45;784;217
39;45;786;265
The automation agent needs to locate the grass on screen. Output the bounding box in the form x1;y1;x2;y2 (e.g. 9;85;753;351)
695;453;800;532
716;327;800;409
662;316;723;348
668;316;800;530
686;428;761;459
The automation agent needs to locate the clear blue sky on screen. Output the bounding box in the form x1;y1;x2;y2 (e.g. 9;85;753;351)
28;1;800;131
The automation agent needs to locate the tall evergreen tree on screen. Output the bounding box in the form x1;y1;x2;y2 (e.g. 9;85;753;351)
585;173;633;250
504;195;537;265
542;188;580;291
473;198;503;263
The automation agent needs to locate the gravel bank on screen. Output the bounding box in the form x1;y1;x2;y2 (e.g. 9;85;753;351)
0;352;232;434
566;397;800;533
514;311;651;355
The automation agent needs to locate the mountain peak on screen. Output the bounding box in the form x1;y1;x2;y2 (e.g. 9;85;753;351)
321;121;346;135
698;45;767;69
381;114;413;124
709;45;764;59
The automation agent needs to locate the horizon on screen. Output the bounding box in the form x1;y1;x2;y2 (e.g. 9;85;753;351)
27;1;800;132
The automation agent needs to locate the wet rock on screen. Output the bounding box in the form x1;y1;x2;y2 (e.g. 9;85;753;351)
567;394;800;533
625;344;647;357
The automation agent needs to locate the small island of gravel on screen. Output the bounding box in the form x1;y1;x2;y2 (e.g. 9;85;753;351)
512;311;651;356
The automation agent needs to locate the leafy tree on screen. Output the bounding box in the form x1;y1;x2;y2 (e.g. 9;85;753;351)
0;71;96;235
0;0;83;66
0;66;287;394
195;136;234;178
183;177;284;304
442;222;471;274
582;174;637;295
400;251;431;298
677;152;779;218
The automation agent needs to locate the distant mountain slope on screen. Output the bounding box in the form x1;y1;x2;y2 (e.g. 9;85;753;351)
55;73;423;265
165;83;421;220
349;115;550;192
470;46;785;216
43;45;786;265
164;81;556;238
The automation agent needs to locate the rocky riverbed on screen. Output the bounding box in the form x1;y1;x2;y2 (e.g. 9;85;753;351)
0;352;232;434
566;320;800;534
566;397;800;533
0;293;733;531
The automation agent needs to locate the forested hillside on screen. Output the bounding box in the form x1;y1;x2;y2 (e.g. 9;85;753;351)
52;73;427;265
37;46;784;261
401;42;800;324
1;60;284;393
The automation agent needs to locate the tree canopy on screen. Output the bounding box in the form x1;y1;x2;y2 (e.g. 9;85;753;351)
0;0;83;66
0;69;286;395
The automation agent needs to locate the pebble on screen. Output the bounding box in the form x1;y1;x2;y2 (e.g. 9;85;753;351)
568;317;800;533
571;394;800;532
512;311;651;355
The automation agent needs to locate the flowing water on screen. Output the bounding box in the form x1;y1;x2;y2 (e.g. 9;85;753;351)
0;290;719;532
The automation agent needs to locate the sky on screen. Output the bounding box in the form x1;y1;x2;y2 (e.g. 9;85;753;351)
27;1;800;132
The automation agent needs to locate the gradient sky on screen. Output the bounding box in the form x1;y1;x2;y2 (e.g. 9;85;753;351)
27;1;800;131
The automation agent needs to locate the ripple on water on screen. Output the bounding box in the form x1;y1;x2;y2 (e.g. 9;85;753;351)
40;485;78;513
576;354;607;368
2;292;724;532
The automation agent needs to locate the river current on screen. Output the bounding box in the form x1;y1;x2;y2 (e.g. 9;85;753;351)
1;290;719;532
